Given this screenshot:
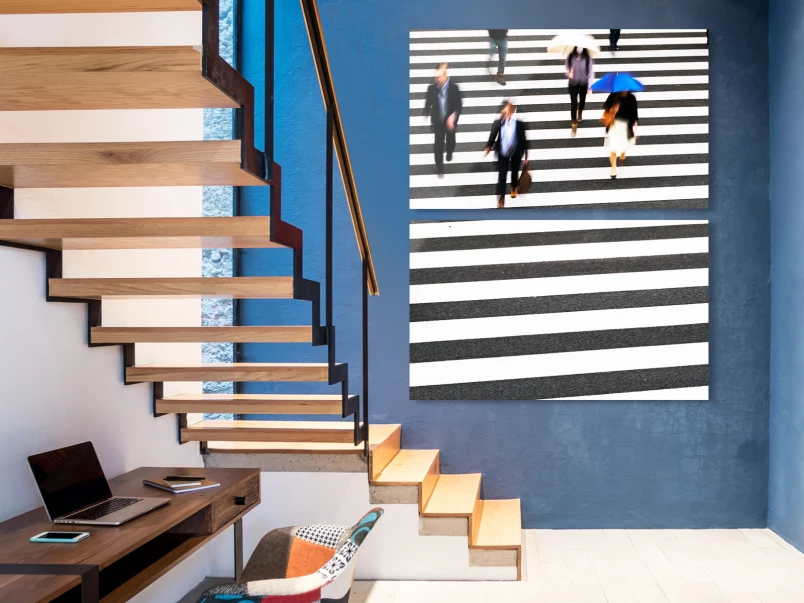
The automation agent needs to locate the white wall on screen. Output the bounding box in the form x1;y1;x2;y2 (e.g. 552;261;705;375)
0;11;215;602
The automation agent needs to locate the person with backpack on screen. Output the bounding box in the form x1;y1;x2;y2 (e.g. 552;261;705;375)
566;47;594;136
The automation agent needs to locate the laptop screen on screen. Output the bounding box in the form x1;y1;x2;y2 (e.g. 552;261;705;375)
28;442;113;520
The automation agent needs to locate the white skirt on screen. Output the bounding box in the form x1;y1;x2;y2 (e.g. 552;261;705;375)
606;117;635;155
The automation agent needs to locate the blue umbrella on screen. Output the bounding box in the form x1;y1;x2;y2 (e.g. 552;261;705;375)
590;72;645;93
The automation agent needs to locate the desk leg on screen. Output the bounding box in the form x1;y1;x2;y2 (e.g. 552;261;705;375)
81;566;100;603
234;519;244;581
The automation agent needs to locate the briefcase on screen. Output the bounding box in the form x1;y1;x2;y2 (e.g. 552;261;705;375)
519;168;532;194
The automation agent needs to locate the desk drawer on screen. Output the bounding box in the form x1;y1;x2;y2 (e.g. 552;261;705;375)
206;473;260;532
173;473;260;536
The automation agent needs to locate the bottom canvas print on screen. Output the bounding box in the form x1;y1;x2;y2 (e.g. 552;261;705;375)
409;220;709;400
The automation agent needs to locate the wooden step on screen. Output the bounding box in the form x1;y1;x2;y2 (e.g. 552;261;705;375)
49;277;293;300
156;393;345;415
91;326;311;344
0;141;266;188
126;363;333;383
0;217;280;250
470;499;522;550
182;420;359;444
372;449;440;510
423;473;482;518
0;47;237;111
0;1;202;12
206;423;401;455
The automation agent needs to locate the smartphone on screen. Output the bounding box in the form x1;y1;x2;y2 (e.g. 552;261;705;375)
30;531;90;544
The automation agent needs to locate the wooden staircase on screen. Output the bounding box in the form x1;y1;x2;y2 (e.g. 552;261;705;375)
0;0;522;580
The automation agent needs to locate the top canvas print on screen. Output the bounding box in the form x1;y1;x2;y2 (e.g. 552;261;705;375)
409;29;709;209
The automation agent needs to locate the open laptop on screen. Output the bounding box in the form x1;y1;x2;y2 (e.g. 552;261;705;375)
28;442;169;526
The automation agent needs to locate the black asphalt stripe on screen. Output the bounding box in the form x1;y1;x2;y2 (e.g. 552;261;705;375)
409;116;708;136
409;175;710;199
410;154;708;176
410;55;709;71
409;43;708;57
409;83;709;100
424;98;709;117
410;224;708;253
409;134;709;155
410;324;708;363
532;198;709;209
410;253;709;285
409;69;709;84
410;287;710;322
409;365;709;400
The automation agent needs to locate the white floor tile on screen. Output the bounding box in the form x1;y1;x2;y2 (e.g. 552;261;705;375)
358;529;804;603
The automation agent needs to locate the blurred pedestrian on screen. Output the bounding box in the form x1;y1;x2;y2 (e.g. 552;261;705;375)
609;29;621;52
488;29;509;86
566;47;594;136
423;63;463;177
602;91;639;178
484;100;530;208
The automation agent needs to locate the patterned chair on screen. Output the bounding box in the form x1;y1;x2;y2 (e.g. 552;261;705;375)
197;508;383;603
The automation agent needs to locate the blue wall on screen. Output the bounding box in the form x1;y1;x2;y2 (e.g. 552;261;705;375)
240;0;771;528
768;0;804;552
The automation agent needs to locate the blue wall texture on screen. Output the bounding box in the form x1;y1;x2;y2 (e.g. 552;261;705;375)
240;0;771;528
768;0;804;552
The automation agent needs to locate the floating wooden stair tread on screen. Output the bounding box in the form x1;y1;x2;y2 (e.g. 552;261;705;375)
92;326;311;344
423;473;482;517
182;420;358;444
49;277;293;300
0;141;266;188
0;217;280;251
470;499;522;550
0;47;238;111
206;424;401;455
126;362;334;383
156;393;346;415
371;449;439;485
0;1;202;12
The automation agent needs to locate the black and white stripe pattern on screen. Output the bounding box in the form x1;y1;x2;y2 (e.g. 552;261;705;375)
410;220;709;400
410;29;709;209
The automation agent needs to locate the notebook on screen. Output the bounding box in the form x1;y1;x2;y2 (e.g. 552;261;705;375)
143;478;220;494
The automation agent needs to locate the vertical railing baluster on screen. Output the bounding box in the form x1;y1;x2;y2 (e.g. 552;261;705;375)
326;103;335;371
362;258;369;455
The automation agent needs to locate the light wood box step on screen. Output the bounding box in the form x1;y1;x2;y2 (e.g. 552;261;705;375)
470;499;522;550
49;277;293;300
0;1;202;12
0;217;281;250
371;449;440;511
0;140;266;188
156;393;346;415
206;424;401;455
92;326;312;344
182;420;358;444
0;47;237;111
126;362;335;383
423;473;482;518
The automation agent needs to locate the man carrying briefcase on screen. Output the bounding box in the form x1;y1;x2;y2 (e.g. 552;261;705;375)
484;99;530;208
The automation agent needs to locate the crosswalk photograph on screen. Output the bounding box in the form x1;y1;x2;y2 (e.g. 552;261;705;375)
410;29;709;209
410;220;709;400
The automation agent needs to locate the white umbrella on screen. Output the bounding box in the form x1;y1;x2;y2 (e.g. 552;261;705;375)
547;33;601;58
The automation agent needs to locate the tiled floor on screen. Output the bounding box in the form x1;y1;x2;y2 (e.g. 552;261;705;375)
350;529;804;603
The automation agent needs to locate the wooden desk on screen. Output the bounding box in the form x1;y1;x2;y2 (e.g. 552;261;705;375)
0;467;260;603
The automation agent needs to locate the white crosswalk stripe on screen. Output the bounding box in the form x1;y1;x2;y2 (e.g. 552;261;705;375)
409;29;709;209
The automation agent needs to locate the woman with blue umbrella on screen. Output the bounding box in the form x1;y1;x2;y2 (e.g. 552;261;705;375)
591;72;644;179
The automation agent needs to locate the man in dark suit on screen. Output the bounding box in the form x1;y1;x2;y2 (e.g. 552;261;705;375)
484;100;529;208
423;63;463;177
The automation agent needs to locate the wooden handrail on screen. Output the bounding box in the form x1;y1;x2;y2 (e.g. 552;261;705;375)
299;0;379;295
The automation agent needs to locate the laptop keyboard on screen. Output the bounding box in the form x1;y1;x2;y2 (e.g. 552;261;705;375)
64;497;141;521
